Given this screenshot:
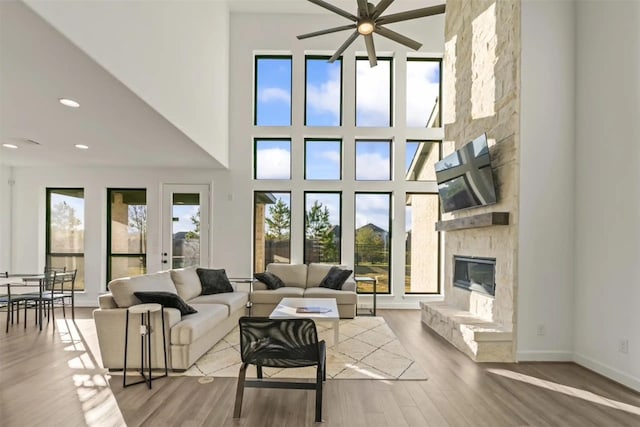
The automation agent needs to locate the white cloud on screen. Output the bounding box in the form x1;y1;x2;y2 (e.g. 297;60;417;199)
306;67;341;121
319;150;340;163
356;152;390;180
356;61;391;126
355;194;390;229
406;63;439;127
256;148;290;179
258;87;290;104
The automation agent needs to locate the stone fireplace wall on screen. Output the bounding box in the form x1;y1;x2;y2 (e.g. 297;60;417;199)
430;0;520;359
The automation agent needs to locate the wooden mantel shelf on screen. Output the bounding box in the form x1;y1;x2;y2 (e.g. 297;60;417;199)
435;212;509;232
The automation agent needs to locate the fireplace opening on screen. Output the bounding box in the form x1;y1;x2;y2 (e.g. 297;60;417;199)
453;256;496;297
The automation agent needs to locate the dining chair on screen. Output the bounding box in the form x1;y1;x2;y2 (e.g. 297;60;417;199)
19;271;58;328
233;317;326;422
53;270;77;320
0;272;16;332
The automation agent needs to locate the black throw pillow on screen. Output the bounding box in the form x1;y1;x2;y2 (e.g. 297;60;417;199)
254;271;285;290
196;268;234;294
319;266;353;290
133;291;197;315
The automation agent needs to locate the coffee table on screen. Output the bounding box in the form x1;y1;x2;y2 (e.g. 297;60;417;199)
269;298;340;346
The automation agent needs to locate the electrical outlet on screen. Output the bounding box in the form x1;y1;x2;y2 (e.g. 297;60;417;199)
618;339;629;354
536;324;546;336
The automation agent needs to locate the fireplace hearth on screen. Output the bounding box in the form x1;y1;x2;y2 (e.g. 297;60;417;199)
453;256;496;297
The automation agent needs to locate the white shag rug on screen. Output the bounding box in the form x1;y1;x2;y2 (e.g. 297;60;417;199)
183;316;427;380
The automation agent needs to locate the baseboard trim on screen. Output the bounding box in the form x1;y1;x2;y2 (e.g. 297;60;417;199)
516;350;573;362
573;353;640;392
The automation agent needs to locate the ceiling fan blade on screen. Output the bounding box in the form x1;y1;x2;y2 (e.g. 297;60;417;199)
357;0;370;18
329;30;360;63
307;0;358;21
371;0;394;19
297;24;357;40
376;4;446;25
375;26;422;50
364;34;378;67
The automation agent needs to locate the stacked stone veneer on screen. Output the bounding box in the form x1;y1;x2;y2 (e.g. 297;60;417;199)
421;0;521;363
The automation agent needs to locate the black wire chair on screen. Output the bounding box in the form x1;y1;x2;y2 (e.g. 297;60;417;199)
233;317;327;423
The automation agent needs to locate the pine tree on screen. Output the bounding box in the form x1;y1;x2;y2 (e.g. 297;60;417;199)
265;199;290;241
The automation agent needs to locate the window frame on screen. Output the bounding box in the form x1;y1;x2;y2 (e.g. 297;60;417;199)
304;138;343;180
253;191;292;273
304;55;343;127
405;57;443;128
355;56;393;127
254;55;293;127
303;191;342;264
355;139;393;181
254;137;292;180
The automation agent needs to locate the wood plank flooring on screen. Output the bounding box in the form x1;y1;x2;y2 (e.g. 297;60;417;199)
1;308;639;426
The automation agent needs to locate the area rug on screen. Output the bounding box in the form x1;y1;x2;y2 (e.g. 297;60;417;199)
183;316;427;380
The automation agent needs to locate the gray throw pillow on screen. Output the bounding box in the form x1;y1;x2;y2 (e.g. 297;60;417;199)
196;268;234;294
319;266;353;290
254;271;285;290
133;291;197;315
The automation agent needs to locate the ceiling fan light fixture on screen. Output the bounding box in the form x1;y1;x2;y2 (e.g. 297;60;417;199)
2;143;18;149
59;98;80;108
357;19;375;35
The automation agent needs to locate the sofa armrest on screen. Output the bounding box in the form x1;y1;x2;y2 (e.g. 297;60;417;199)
98;293;118;309
341;279;356;293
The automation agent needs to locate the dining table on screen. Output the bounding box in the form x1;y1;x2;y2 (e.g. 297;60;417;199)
1;273;48;331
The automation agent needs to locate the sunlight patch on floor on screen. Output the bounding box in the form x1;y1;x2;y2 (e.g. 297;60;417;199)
487;368;640;416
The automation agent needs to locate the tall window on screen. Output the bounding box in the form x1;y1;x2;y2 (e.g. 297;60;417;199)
107;189;147;283
354;193;391;293
405;140;440;181
406;58;442;127
254;138;291;180
304;192;341;264
405;193;440;294
356;57;392;127
305;139;342;180
254;192;291;273
255;56;292;126
305;56;342;126
46;188;85;290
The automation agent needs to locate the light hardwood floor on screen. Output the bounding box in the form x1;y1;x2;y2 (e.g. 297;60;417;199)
1;308;639;426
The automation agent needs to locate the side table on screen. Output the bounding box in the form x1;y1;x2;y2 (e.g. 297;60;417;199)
123;303;168;389
355;276;377;316
229;277;256;316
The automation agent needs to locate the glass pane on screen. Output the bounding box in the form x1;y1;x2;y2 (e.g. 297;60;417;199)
305;139;341;180
255;139;291;180
109;189;147;255
355;140;391;180
405;194;440;293
254;192;291;273
110;256;146;282
406;59;441;127
356;57;391;127
47;255;85;291
49;189;84;253
172;193;200;269
304;193;341;264
306;57;341;126
405;141;439;181
355;193;391;293
255;56;292;126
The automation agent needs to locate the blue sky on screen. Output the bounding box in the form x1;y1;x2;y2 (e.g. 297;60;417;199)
256;58;291;126
305;139;341;179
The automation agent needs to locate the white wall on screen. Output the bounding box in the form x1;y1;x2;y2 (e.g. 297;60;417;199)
0;165;11;272
25;0;230;167
573;0;640;391
517;0;576;361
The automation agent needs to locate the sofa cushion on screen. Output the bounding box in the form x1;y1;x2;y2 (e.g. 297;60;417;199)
108;271;178;308
266;263;307;288
307;263;352;288
196;268;234;294
189;291;249;315
254;271;285;290
170;303;228;345
319;266;353;290
250;287;304;304
170;267;202;301
303;287;358;304
133;291;197;315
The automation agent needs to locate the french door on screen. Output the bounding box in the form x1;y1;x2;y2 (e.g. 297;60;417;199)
161;184;210;269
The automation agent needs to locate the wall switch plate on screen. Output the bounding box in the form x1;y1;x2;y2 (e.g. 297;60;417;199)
618;339;629;354
536;324;546;336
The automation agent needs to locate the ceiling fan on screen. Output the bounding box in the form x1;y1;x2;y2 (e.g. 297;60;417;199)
297;0;446;67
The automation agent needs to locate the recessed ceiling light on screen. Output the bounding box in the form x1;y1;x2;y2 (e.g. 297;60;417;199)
59;98;80;108
74;144;89;149
2;143;18;149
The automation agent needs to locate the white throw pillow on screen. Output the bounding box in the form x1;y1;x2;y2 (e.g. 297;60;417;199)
170;267;202;301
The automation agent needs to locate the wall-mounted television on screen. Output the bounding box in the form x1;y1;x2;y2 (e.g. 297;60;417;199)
434;133;497;213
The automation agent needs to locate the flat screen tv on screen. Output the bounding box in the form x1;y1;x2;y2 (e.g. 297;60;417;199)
434;133;497;213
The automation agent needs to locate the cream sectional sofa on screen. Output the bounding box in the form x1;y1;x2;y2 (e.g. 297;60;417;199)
250;263;357;318
93;267;248;371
